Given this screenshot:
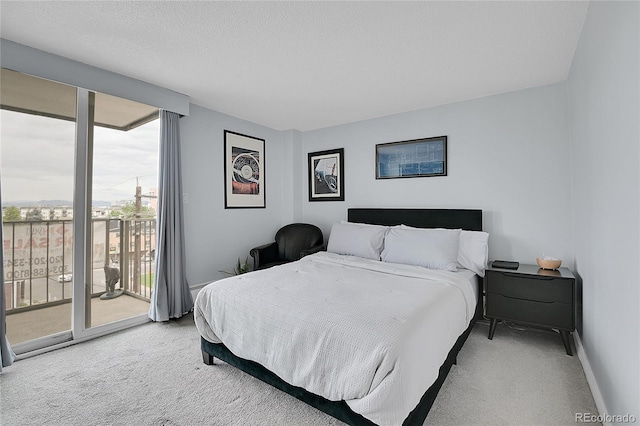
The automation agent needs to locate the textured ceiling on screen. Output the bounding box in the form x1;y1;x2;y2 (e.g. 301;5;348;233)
0;1;588;131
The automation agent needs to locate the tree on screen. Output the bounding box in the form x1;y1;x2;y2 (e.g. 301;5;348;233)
3;206;22;221
110;202;155;219
25;208;42;221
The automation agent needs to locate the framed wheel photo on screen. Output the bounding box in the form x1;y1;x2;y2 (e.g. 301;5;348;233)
308;148;344;202
224;130;265;208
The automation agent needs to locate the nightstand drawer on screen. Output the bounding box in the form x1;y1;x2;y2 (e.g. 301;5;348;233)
486;271;573;304
486;294;573;330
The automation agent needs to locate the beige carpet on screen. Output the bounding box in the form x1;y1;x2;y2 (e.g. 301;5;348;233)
0;314;599;425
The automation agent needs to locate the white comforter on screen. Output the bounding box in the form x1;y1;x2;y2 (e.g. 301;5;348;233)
194;252;476;425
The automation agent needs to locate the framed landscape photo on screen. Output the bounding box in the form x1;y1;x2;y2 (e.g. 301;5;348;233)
376;136;447;179
308;148;344;202
224;130;265;208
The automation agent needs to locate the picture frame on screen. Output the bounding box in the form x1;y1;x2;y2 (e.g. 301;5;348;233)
224;130;265;208
308;148;344;202
376;136;447;179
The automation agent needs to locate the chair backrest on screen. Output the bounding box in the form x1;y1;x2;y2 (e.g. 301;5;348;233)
275;223;323;261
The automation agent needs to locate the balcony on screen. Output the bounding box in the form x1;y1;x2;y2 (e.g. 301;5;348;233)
5;295;151;344
3;218;156;346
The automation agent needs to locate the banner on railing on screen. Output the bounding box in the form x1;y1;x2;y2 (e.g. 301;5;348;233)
2;221;108;282
3;222;73;281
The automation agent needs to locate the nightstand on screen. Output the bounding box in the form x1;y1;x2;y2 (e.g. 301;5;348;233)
485;264;575;355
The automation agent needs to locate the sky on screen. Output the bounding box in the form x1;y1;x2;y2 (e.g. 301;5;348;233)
1;109;159;205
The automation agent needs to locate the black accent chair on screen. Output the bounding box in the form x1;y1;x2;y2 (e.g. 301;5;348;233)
250;223;324;270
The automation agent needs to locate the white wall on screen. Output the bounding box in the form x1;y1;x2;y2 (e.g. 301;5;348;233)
180;104;293;288
280;129;304;223
301;83;573;265
568;1;639;420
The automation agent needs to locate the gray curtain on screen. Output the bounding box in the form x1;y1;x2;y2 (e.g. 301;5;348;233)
1;180;17;371
149;110;193;321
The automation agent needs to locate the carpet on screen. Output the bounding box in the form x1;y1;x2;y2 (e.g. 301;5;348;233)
0;314;599;425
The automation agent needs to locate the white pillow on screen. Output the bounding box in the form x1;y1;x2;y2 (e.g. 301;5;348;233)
326;222;388;260
457;230;489;277
381;227;461;271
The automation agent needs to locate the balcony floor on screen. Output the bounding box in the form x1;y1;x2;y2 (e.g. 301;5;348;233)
6;294;150;345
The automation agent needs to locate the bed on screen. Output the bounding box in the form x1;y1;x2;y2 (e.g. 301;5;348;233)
194;208;486;425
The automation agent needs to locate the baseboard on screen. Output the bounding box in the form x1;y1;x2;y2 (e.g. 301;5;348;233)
574;332;611;426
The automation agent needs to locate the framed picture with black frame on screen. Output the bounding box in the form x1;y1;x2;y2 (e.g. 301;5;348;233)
308;148;344;202
224;130;265;208
376;136;447;179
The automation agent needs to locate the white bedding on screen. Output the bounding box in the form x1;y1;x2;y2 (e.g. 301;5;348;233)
194;252;477;425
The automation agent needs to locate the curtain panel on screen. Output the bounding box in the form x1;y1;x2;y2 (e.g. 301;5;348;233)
149;110;193;321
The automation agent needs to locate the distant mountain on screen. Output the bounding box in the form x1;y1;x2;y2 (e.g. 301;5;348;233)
2;200;112;208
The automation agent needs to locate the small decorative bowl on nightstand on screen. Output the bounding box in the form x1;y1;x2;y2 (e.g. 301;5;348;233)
536;257;562;270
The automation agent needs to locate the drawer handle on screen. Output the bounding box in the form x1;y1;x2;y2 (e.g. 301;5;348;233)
501;272;555;280
501;294;554;303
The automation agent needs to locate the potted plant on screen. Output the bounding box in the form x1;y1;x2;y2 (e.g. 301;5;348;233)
220;257;250;276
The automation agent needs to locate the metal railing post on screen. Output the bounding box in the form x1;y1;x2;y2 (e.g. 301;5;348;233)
121;220;130;293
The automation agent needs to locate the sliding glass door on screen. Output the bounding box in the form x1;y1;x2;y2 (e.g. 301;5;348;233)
1;69;159;353
89;92;159;327
1;70;77;347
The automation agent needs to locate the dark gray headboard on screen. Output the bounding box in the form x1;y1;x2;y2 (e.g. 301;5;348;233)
347;208;483;231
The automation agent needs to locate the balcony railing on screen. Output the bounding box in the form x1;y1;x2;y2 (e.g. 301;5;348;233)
3;218;156;313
